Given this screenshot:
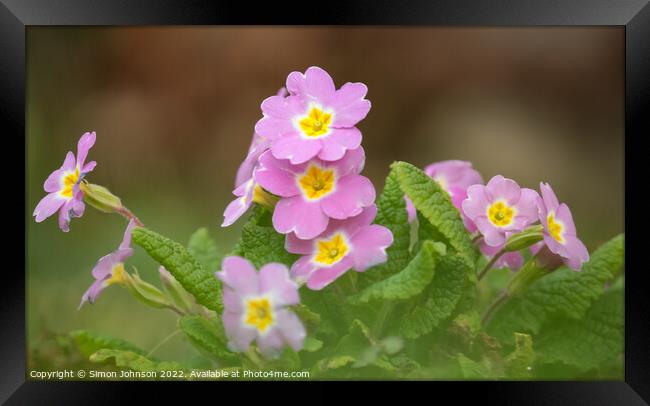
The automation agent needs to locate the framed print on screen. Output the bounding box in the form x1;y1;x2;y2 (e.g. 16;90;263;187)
3;0;649;403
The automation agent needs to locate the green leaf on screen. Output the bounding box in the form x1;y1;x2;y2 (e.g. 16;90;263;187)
313;319;395;376
364;168;412;280
399;251;472;338
392;161;476;262
132;227;222;312
178;315;236;363
487;234;624;344
187;227;222;271
90;349;186;374
303;337;324;352
505;333;536;379
232;207;298;268
535;287;623;372
351;240;445;303
70;330;145;358
457;353;492;379
313;355;356;372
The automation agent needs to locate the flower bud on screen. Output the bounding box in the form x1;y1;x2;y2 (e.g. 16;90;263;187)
159;266;194;313
125;271;172;309
504;225;544;253
79;182;123;213
252;186;279;211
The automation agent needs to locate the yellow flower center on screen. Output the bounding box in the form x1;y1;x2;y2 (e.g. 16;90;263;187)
487;200;516;227
298;165;335;200
314;233;349;266
547;213;565;244
106;263;128;286
244;297;274;333
299;107;332;138
60;168;80;199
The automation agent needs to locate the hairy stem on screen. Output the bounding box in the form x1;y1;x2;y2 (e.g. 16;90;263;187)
481;291;509;326
477;249;506;281
117;206;144;227
373;301;393;339
146;329;181;358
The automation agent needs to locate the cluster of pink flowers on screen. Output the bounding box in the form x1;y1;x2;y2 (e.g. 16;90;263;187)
223;66;393;290
219;67;394;354
407;160;589;271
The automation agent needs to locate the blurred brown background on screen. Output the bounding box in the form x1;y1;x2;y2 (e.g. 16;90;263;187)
26;27;624;361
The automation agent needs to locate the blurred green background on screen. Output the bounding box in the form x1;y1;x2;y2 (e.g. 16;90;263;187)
26;27;624;367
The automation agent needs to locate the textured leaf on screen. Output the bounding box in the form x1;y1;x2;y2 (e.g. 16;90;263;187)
487;234;624;344
392;161;476;263
399;252;472;338
231;206;298;268
179;315;236;362
132;227;222;312
70;330;145;358
90;349;186;374
187;227;222;271
457;354;492;379
505;333;536;379
303;337;324;352
535;287;623;371
351;240;445;303
363;168;412;282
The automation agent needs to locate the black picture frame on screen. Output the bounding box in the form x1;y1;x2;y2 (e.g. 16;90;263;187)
4;0;649;403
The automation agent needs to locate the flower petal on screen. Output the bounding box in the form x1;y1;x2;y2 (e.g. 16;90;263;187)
272;196;329;239
223;310;256;353
474;217;506;246
270;135;322;165
290;255;318;284
217;256;259;296
259;263;300;307
256;328;285;357
285;233;315;255
44;168;66;193
306;258;354;290
350;224;393;272
119;219;137;250
33;193;66;223
290;66;336;101
555;203;577;236
540;182;560;213
486;175;520;205
254;116;296;141
254;160;300;198
320;174;375;220
405;196;416;223
330;82;371;127
318;128;362;162
76;131;96;170
462;184;490;220
78;277;110;309
61;151;77;171
276;309;306;352
221;196;250;227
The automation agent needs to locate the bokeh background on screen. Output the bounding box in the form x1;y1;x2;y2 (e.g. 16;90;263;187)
26;27;624;367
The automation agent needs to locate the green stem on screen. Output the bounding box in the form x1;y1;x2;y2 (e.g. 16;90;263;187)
245;347;265;369
146;329;181;358
117;206;144;227
477;249;506;280
481;291;508;326
373;301;393;339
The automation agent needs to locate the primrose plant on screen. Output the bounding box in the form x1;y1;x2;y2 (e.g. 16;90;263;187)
33;66;624;379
